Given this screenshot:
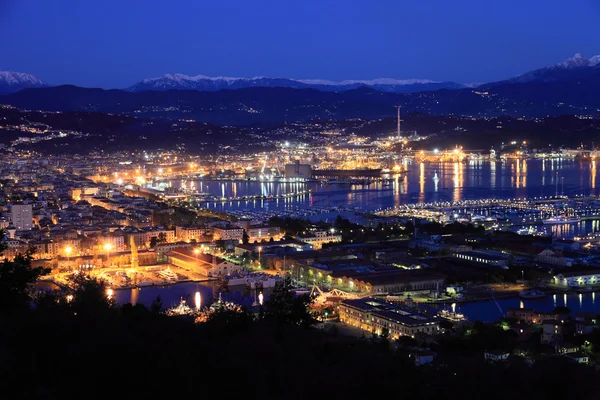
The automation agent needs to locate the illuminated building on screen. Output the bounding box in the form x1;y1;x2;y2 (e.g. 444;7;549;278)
296;230;342;250
553;269;600;287
339;298;440;339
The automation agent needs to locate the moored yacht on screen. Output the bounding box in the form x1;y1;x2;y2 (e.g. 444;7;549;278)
542;215;581;224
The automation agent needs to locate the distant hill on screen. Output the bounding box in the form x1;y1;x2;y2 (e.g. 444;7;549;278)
487;53;600;86
3;106;600;155
0;71;47;94
3;79;600;125
126;73;465;94
3;53;600;124
0;85;491;125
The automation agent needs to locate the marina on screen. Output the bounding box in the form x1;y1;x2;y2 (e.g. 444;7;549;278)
154;159;600;214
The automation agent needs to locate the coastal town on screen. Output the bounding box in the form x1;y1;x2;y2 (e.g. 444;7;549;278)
4;144;600;367
5;2;600;397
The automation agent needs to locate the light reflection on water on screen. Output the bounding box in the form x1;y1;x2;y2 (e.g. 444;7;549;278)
157;159;599;213
113;282;266;310
457;292;600;323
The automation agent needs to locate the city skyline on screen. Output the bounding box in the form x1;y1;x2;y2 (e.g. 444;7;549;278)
1;0;599;88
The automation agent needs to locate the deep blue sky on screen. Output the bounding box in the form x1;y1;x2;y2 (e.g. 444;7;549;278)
1;0;599;88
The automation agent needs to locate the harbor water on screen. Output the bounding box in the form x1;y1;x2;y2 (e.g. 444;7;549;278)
454;291;600;322
159;159;599;213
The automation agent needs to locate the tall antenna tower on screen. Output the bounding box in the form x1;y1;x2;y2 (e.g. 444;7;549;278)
396;106;401;140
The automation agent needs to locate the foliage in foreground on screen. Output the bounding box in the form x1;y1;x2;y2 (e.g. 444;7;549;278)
1;236;600;399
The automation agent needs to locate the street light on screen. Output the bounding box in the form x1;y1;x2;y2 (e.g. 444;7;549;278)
65;246;72;271
104;243;113;268
257;246;262;268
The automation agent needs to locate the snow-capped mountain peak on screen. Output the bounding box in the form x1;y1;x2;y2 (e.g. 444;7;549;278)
297;78;437;86
142;73;265;84
0;71;45;86
0;71;47;94
499;53;600;85
557;53;600;68
128;74;462;93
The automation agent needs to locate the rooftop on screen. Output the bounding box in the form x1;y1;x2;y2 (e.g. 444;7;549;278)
341;298;439;327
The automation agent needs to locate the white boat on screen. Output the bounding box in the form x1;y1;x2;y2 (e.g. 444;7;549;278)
292;288;311;296
542;216;581;224
158;267;178;281
137;281;153;287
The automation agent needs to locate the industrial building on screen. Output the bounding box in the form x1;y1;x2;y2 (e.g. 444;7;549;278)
284;160;312;179
339;298;440;339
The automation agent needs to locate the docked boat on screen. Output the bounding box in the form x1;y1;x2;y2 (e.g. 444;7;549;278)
542;216;581;224
164;298;198;316
292;288;311;296
470;215;487;222
519;290;547;299
158;267;178;282
517;227;536;235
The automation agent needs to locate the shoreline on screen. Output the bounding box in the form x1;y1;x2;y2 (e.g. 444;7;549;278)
111;277;217;291
427;286;600;305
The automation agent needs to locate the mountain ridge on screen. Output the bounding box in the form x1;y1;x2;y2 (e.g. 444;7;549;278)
126;74;464;93
0;71;47;94
3;74;600;126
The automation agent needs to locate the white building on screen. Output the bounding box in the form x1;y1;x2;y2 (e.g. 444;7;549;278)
212;226;244;242
11;204;33;231
536;249;573;267
245;225;282;242
297;230;342;250
554;269;600;287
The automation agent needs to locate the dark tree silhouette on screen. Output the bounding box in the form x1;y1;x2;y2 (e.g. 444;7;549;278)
0;236;50;313
264;277;314;327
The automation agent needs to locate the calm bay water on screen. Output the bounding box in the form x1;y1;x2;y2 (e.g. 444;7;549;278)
455;291;600;322
114;282;600;324
113;281;263;310
158;159;599;213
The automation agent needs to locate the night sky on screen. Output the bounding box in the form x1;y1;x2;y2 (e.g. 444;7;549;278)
1;0;599;88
